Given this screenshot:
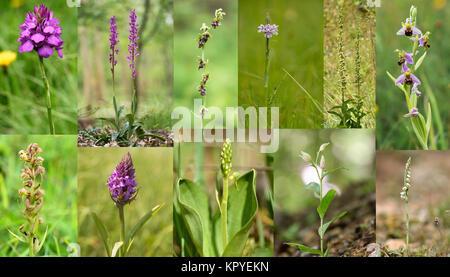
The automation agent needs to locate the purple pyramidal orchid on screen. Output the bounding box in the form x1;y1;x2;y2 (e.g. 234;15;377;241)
127;10;139;79
109;16;119;71
106;152;138;207
18;4;64;58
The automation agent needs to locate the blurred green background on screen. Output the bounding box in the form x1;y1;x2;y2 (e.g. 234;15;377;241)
78;0;173;130
274;129;375;254
78;147;172;257
0;0;78;134
238;0;323;128
0;135;77;257
173;0;237;127
376;0;449;149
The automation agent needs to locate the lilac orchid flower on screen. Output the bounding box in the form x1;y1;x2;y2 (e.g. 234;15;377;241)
257;24;279;38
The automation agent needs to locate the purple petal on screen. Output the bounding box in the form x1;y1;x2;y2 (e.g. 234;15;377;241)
411;26;422;35
419;36;425;47
31;33;45;43
396;26;406;35
43;26;55;34
401;63;408;73
19;40;34;53
404;53;413;64
410;73;421;85
395;74;406;85
412;84;421;97
47;35;61;46
37;45;54;58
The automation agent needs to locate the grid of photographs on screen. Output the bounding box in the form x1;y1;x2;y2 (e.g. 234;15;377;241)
0;0;448;259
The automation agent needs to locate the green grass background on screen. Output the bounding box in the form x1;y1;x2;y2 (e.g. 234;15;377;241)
238;0;323;129
173;0;238;127
0;135;77;257
78;147;173;257
78;0;173;130
376;0;449;149
0;0;78;134
324;0;376;128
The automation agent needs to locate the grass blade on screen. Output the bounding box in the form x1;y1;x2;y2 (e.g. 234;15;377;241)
90;211;111;257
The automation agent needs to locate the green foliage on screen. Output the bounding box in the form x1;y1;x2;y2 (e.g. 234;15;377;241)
0;0;77;134
174;170;258;257
91;204;163;257
238;0;323;128
0;135;77;257
287;143;347;256
326;1;370;128
78;0;173;131
174;0;237;127
376;0;449;150
78;148;173;257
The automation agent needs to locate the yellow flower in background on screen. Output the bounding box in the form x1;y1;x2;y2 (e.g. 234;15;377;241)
0;51;17;67
10;0;23;8
433;0;447;10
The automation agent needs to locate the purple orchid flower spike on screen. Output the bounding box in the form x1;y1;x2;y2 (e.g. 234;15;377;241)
404;107;419;117
109;16;119;69
397;18;421;37
127;9;140;79
18;4;64;58
412;83;421;97
257;24;279;38
106;152;138;207
395;64;421;86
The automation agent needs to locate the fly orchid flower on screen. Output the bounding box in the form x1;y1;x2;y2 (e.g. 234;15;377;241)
397;18;421;37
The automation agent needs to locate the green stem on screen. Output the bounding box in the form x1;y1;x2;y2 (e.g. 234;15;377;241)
221;176;229;250
119;205;125;257
38;55;55;135
29;233;34;257
405;200;409;257
314;164;324;256
264;37;270;106
112;73;119;131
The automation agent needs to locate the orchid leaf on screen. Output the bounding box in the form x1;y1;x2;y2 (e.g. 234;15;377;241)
90;211;111;257
177;178;216;257
35;225;48;254
425;102;432;139
7;229;27;243
319;211;347;237
324;244;331;257
123;204;163;256
414;51;427;71
285;243;322;255
322;167;346;178
305;182;320;196
222;170;258;257
317;190;336;219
